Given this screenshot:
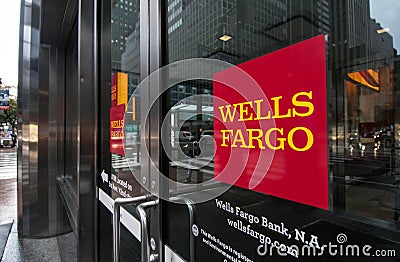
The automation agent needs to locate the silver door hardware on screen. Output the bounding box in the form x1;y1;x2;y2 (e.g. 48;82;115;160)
137;199;159;262
113;195;151;262
170;196;195;262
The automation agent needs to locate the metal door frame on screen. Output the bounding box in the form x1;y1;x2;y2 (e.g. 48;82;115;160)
78;0;98;260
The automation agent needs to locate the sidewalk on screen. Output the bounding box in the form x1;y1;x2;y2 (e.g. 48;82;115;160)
0;149;77;262
0;148;17;261
0;148;17;225
1;222;62;262
0;178;16;225
0;222;12;261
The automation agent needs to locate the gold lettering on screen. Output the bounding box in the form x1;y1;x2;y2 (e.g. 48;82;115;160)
220;130;233;147
271;96;291;119
247;129;265;149
287;127;313;151
110;120;124;128
253;99;271;120
235;101;254;121
292;91;314;117
265;128;286;150
218;104;238;122
232;129;248;148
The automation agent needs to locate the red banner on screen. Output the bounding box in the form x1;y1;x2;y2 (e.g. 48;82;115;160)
110;104;125;155
214;35;328;209
111;73;117;107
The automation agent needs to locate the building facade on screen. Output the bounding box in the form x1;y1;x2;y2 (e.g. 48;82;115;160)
18;0;400;261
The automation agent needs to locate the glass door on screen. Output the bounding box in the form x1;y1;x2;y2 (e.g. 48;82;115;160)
98;1;155;261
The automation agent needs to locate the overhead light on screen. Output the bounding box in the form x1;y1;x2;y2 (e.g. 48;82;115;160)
219;34;232;42
377;27;390;34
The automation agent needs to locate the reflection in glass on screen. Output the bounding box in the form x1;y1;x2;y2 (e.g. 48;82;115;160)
110;0;142;198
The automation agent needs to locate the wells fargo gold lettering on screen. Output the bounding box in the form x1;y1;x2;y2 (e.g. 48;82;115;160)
232;129;247;148
271;96;291;119
265;128;285;150
292;91;314;117
111;86;117;101
220;127;314;152
287;127;313;152
218;91;316;152
221;129;233;147
110;120;124;128
253;99;271;120
236;101;253;121
110;130;123;139
218;104;237;123
247;129;265;149
218;91;314;122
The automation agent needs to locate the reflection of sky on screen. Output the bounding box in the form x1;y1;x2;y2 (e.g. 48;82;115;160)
370;0;400;51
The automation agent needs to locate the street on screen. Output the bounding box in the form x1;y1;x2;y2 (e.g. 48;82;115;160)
0;148;17;225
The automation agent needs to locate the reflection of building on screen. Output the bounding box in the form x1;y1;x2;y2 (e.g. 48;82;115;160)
120;25;141;96
112;0;141;109
111;0;139;70
168;0;329;64
286;0;330;42
329;0;371;70
369;19;396;67
346;66;394;136
329;0;397;152
329;0;395;71
168;0;330;105
121;21;140;74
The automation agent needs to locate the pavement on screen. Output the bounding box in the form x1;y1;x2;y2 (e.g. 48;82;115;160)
0;223;12;261
1;222;63;262
0;148;17;225
0;148;77;262
0;148;17;261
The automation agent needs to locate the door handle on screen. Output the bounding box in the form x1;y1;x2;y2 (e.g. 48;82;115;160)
170;196;195;262
113;195;151;262
137;199;159;262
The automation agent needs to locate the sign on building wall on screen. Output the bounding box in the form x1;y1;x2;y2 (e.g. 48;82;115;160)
110;72;129;155
111;72;128;108
214;35;328;210
0;89;10;109
111;73;118;107
117;72;128;108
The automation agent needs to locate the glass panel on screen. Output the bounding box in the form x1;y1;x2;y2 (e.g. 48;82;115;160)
163;0;400;261
99;1;143;261
110;0;142;199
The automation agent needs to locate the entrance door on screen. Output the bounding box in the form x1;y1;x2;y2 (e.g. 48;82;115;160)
97;1;161;261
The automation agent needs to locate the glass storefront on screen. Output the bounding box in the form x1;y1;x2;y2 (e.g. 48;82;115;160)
99;0;400;261
153;1;399;261
15;0;400;260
